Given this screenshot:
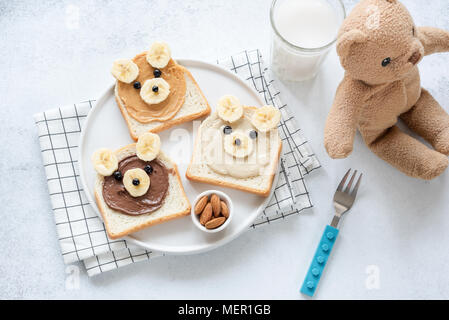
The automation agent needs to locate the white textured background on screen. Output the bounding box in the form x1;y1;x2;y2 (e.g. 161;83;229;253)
1;0;449;299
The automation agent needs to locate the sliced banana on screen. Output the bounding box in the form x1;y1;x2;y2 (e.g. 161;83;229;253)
140;78;170;104
111;59;139;83
224;131;253;159
136;132;161;162
146;42;171;69
251;105;281;132
123;168;150;197
217;95;244;123
92;148;118;176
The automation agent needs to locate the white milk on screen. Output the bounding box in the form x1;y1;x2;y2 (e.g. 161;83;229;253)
271;0;343;81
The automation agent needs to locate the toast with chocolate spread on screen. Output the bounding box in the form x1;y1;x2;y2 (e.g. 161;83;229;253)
92;134;190;239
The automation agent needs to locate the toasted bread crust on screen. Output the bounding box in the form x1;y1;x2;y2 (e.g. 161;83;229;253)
115;66;211;141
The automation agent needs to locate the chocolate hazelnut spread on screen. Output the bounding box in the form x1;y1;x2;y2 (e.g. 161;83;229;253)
116;53;186;123
103;155;169;216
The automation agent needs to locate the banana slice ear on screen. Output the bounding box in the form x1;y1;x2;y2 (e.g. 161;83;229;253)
217;95;244;123
92;148;118;176
136;132;161;162
146;42;171;69
251;105;281;132
111;59;139;83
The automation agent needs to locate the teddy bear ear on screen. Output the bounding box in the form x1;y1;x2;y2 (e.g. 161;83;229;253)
336;30;368;58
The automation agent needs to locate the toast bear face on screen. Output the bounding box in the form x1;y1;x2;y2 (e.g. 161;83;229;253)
92;133;170;215
337;0;424;85
198;97;281;179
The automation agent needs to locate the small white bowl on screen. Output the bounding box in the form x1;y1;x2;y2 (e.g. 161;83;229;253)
191;190;233;233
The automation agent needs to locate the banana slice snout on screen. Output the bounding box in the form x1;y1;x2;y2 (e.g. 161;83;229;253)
224;132;254;159
92;148;118;176
146;42;171;69
123;168;150;197
217;95;244;123
251;105;281;132
111;59;139;83
136;132;161;162
140;78;170;104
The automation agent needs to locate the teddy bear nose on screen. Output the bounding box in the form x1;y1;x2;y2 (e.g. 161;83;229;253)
408;51;422;65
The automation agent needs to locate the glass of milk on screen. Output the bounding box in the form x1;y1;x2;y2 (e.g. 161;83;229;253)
270;0;346;81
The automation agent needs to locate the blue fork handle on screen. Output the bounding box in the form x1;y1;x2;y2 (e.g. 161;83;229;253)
300;225;339;297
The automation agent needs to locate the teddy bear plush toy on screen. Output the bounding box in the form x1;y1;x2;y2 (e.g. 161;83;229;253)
324;0;449;180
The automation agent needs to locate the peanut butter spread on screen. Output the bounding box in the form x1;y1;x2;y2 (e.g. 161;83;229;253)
117;53;186;123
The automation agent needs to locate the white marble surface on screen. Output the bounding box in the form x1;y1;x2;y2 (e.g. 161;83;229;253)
1;0;449;300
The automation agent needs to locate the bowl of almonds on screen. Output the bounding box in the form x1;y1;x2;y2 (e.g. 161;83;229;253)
191;190;233;233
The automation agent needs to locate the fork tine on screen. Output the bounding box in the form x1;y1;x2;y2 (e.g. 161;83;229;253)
344;170;358;193
337;169;351;191
351;173;363;197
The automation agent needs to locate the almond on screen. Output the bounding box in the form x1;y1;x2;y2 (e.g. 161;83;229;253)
211;194;221;218
199;203;213;225
194;195;208;215
205;217;227;229
220;201;229;218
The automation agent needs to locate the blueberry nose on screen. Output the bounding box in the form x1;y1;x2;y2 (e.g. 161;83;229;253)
408;51;421;65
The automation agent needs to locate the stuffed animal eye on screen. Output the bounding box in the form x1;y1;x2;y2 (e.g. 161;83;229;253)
382;57;391;67
412;27;416;36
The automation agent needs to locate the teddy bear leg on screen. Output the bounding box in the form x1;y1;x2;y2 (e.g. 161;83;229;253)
401;89;449;155
367;126;448;180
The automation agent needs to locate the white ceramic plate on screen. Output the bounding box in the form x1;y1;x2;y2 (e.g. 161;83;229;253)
79;59;279;255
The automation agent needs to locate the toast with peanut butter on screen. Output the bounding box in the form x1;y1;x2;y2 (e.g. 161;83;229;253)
111;42;211;140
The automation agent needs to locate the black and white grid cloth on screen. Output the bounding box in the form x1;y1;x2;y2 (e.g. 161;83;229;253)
34;50;320;276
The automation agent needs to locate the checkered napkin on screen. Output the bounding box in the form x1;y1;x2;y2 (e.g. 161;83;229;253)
34;50;320;276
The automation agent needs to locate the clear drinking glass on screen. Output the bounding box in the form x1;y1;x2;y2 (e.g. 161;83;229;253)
270;0;346;82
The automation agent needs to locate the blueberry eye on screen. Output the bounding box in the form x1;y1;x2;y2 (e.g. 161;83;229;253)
113;171;123;181
249;130;258;139
382;57;391;67
144;165;153;175
223;126;232;135
153;69;162;78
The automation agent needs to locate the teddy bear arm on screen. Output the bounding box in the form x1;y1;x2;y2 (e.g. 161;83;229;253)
417;26;449;56
324;80;365;159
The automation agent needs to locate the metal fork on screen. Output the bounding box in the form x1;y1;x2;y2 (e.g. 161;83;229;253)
300;169;362;297
331;169;363;228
